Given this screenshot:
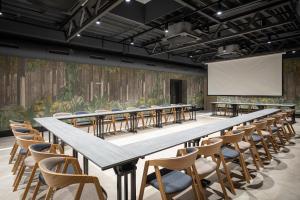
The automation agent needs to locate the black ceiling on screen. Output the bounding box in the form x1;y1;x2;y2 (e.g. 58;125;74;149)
0;0;300;65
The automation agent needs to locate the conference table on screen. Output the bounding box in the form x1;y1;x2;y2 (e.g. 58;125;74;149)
35;108;280;200
211;102;296;123
56;104;196;138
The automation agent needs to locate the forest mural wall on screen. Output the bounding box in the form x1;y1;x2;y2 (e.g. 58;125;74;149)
216;57;300;113
0;55;205;131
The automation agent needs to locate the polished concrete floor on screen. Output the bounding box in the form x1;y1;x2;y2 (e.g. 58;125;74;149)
0;113;300;200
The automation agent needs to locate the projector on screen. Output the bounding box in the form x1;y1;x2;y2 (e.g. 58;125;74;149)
217;44;242;58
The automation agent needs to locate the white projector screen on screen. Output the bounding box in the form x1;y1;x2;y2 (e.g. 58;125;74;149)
208;53;282;96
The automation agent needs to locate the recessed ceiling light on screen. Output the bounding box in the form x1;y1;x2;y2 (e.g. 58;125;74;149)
125;0;131;2
292;50;296;54
77;33;81;37
190;55;193;58
267;41;271;44
217;11;222;15
130;41;134;45
96;20;101;25
0;12;2;16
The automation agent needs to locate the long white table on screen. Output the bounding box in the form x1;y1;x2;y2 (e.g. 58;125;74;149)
35;108;280;200
211;101;296;122
56;104;196;138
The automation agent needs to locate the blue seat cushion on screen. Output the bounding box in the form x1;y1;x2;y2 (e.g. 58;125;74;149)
39;164;75;185
30;143;51;152
76;120;93;126
148;169;192;194
270;126;278;133
252;134;262;142
19;148;27;155
15;128;30;133
221;146;239;159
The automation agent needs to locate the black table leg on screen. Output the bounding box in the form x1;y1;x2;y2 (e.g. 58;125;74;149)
73;149;78;158
114;161;138;200
175;108;182;123
292;106;296;124
155;109;163;128
52;134;58;144
83;156;89;174
232;104;238;117
129;113;138;133
96;116;105;139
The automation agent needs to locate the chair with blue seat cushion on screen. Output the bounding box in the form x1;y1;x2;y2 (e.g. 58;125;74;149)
218;130;251;194
73;111;96;134
252;120;272;160
53;112;73;125
284;109;296;135
263;118;281;153
26;143;67;200
12;135;44;193
139;147;203;200
95;110;114;134
280;112;295;139
39;157;107;200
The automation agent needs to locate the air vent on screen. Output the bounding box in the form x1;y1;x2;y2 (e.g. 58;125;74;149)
49;50;70;55
0;43;19;49
90;55;105;60
121;60;134;63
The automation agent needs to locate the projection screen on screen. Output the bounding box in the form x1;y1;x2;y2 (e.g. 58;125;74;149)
207;53;282;96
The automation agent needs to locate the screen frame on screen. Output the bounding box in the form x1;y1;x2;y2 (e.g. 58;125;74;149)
206;53;284;97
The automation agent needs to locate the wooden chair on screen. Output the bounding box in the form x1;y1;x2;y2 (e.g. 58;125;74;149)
9;122;36;164
12;135;44;191
25;143;67;200
192;138;228;199
284;109;296;135
39;157;107;200
53;112;73;125
236;125;263;170
139;147;203;200
280;112;295;139
272;114;290;144
111;108;129;133
73;111;96;134
95;110;114;134
251;121;272;160
218;131;251;195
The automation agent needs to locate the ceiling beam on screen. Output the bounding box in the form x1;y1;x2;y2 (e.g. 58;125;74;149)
64;0;123;42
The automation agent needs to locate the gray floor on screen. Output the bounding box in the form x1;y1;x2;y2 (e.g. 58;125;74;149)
1;113;300;199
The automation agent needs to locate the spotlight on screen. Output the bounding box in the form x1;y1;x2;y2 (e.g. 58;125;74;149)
77;33;81;37
130;38;134;45
216;0;222;16
189;55;193;58
125;0;131;2
164;24;169;33
0;12;2;16
217;11;222;15
267;41;271;44
96;20;101;25
292;50;296;54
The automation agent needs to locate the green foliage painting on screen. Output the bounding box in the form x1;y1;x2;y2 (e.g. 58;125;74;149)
0;55;205;131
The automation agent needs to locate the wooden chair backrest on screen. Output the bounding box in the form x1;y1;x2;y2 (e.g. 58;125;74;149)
221;131;244;144
39;157;106;200
29;143;66;163
53;112;72;117
148;148;198;171
252;120;267;130
264;117;275;126
237;125;256;137
197;138;223;156
15;135;44;150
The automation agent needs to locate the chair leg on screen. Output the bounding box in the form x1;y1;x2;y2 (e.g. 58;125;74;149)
238;154;251;183
276;131;286;146
221;158;236;195
13;158;25;187
215;168;229;200
252;143;263;168
9;143;18;164
32;180;41;200
249;148;260;170
12;154;24;174
21;164;38;200
268;135;278;153
260;139;272;160
45;187;54;200
13;163;26;191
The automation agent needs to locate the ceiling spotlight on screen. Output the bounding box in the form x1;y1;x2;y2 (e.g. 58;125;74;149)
267;41;271;44
77;33;81;37
96;20;101;25
125;0;131;2
217;11;222;15
0;12;2;16
165;24;169;33
130;38;134;45
292;50;296;54
189;55;193;58
216;0;223;16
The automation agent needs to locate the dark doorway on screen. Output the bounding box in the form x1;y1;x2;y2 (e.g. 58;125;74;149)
170;79;187;104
